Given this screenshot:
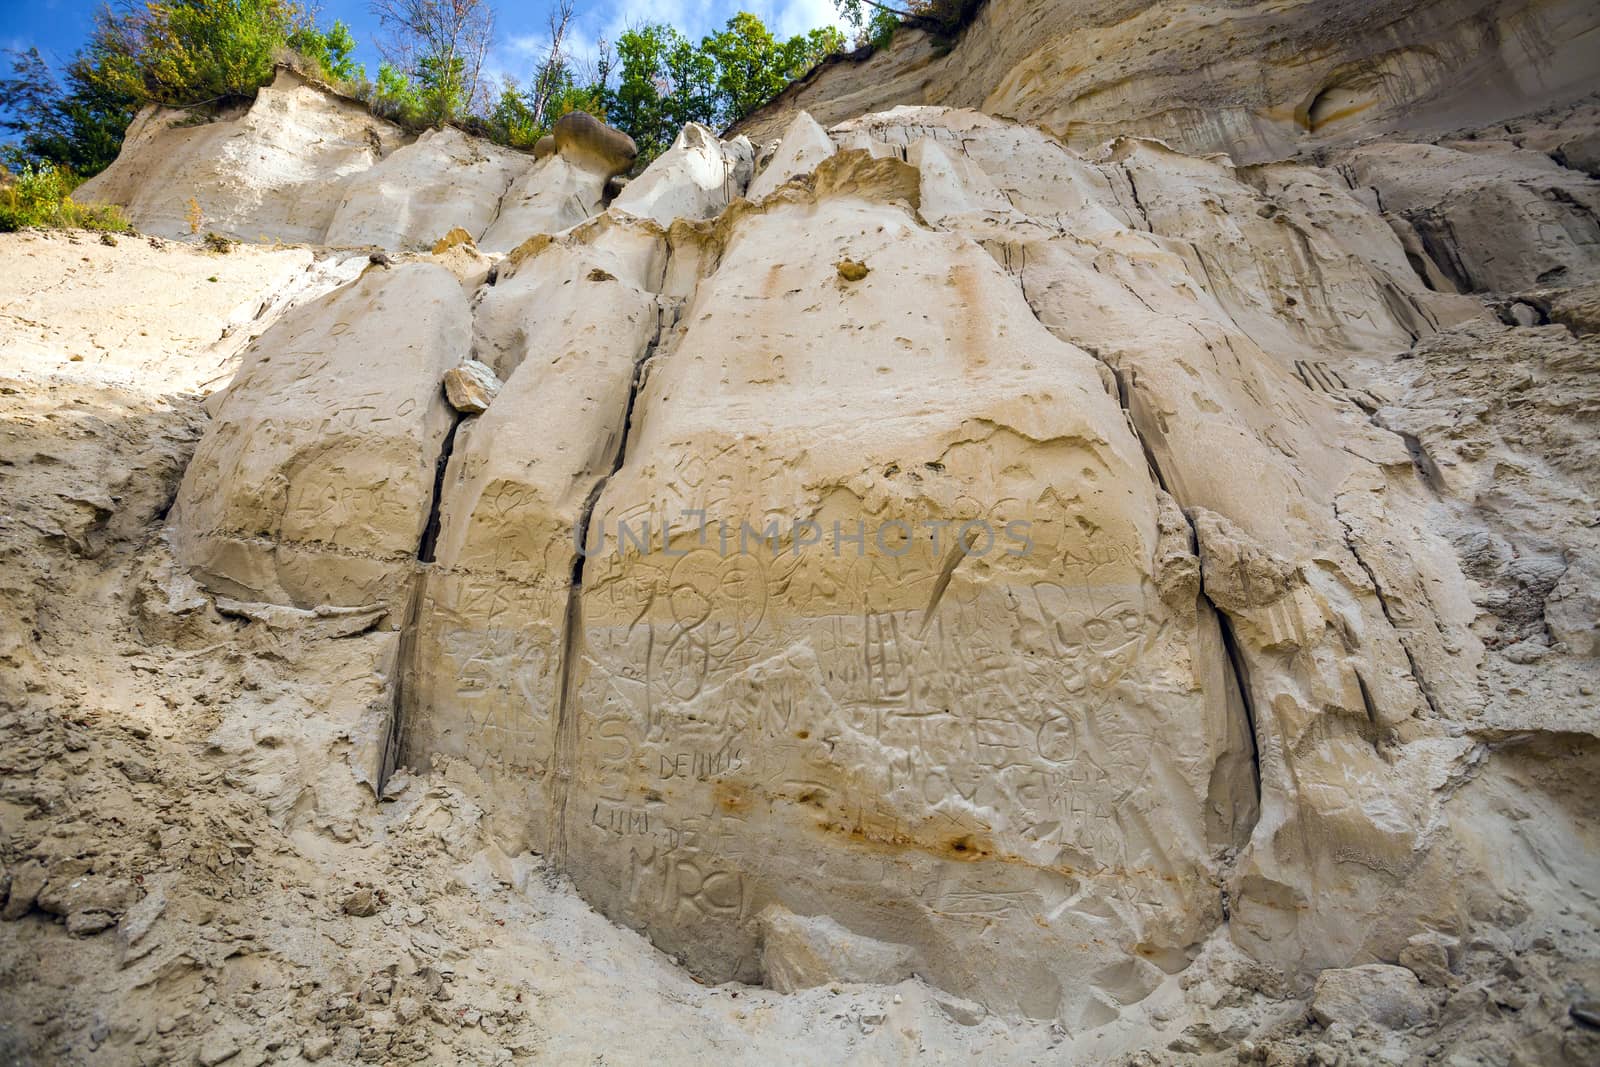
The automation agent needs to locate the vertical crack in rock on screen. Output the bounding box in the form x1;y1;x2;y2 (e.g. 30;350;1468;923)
1209;594;1263;805
1119;164;1154;231
1332;497;1444;719
1394;427;1445;497
377;408;466;793
548;297;677;866
1011;267;1264;817
417;414;465;565
1411;213;1475;293
378;569;425;791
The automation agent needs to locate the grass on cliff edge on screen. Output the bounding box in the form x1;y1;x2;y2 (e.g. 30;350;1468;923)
0;164;131;234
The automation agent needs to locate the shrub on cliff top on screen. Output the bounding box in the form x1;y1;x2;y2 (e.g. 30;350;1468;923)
82;0;340;107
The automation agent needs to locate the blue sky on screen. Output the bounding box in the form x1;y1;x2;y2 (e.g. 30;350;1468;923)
1;0;848;87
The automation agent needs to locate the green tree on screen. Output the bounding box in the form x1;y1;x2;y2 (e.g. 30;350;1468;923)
488;76;539;147
369;60;424;123
606;24;716;164
703;12;784;123
85;0;316;106
604;14;843;165
370;0;496;123
703;14;842;123
0;47;138;176
287;19;362;82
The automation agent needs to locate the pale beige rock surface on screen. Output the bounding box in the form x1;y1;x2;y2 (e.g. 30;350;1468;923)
1336;138;1600;291
3;53;1600;1067
170;261;468;614
745;111;836;200
476;112;638;253
736;0;1600;163
0;230;363;394
75;68;408;244
610;123;755;225
324;127;530;250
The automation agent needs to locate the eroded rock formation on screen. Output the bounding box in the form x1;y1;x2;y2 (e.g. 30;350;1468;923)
5;33;1600;1064
74;69;637;251
735;0;1600;163
141;90;1600;1034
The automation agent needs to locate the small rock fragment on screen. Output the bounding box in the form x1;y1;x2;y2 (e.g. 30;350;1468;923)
443;360;502;414
67;910;117;936
836;259;869;282
341;887;382;917
935;994;985;1026
2;862;46;920
196;1031;241;1065
119;879;170;951
301;1035;334;1062
1312;963;1434;1031
1508;301;1541;327
1399;931;1457;987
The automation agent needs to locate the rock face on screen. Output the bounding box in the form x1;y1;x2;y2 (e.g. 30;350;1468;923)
170;262;468;613
75;68;409;244
75;69;639;252
477;112;638;253
324;127;528;250
144;89;1600;1032
610;123;755;225
1336;138;1600;291
1311;964;1435;1031
735;0;1600;162
10;35;1600;1064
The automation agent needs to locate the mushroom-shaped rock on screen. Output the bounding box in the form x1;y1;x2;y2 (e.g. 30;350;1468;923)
551;110;637;178
477;114;639;254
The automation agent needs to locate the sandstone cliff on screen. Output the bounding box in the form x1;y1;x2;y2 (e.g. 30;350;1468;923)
735;0;1600;163
2;27;1599;1067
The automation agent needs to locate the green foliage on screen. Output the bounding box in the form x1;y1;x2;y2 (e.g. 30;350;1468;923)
488;78;541;148
704;15;843;121
2;3;847;180
607;24;715;163
1;47;138;176
3;1;371;177
414;52;468;125
86;0;316;106
487;74;608;150
0;162;132;232
832;0;983;46
863;8;899;49
287;20;362;83
368;61;425;126
605;13;846;166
